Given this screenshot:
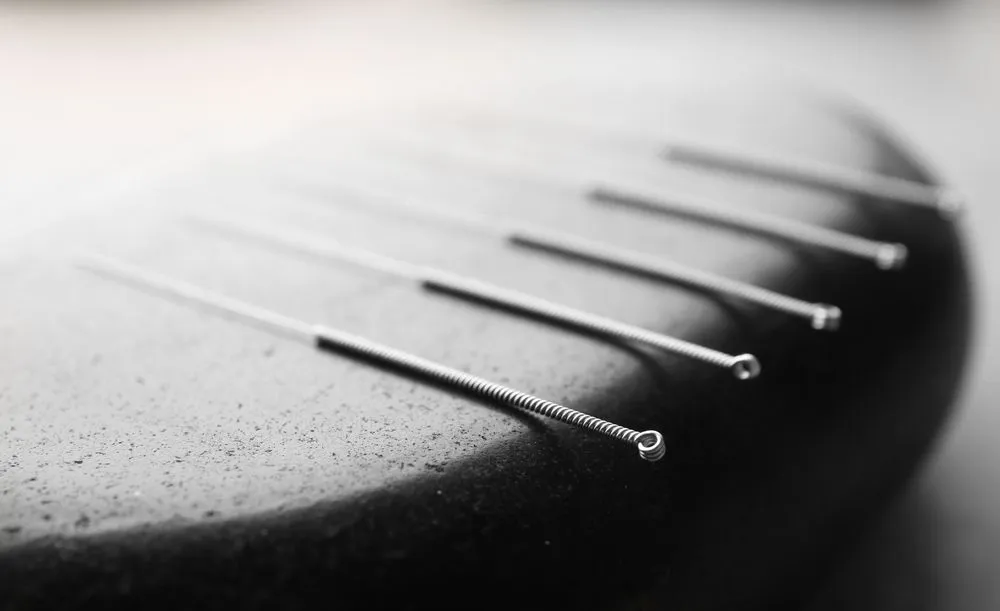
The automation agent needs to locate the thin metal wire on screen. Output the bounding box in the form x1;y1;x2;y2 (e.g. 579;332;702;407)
588;186;909;270
193;217;761;379
78;254;666;462
662;140;963;219
290;184;842;331
78;254;315;340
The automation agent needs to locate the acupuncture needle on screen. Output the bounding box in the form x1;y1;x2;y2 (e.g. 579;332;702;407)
77;254;667;462
287;183;842;331
191;216;762;380
662;140;963;219
588;186;909;270
344;118;910;270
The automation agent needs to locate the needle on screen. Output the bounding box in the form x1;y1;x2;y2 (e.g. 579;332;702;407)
191;216;762;380
662;140;963;219
78;254;667;462
588;185;908;270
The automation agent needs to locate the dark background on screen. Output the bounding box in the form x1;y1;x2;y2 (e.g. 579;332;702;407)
0;1;997;608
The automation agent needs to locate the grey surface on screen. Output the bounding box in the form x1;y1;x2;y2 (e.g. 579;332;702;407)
1;88;863;542
0;0;998;607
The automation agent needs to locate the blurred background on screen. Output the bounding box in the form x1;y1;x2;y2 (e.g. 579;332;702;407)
1;1;998;608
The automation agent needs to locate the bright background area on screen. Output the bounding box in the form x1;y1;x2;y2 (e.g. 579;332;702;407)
1;1;998;607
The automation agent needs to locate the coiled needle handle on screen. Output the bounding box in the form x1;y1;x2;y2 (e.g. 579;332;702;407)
313;325;666;462
79;254;665;462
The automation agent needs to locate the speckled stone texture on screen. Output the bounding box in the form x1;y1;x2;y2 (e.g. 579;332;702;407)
0;88;971;610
